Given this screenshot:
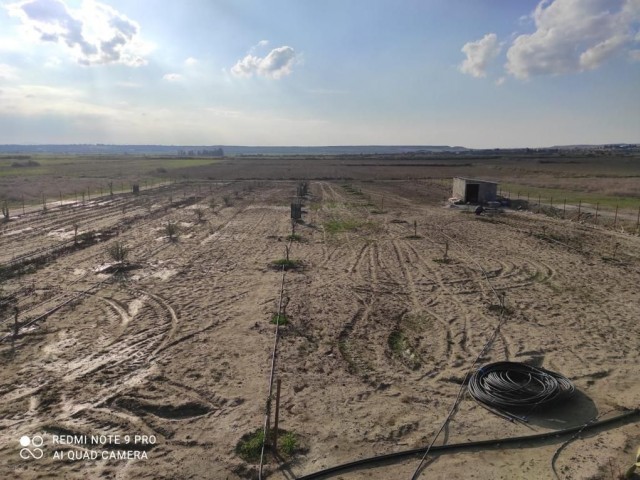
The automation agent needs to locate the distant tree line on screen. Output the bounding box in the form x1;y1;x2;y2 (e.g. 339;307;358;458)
177;148;224;157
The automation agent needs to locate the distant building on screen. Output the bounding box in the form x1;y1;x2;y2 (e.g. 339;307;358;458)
452;177;498;204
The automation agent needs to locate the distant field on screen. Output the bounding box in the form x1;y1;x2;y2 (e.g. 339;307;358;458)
0;155;220;203
1;153;639;211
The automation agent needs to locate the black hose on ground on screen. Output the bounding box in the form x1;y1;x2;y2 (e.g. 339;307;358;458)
468;361;575;415
296;409;640;480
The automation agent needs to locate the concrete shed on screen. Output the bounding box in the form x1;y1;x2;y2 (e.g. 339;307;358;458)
452;177;498;204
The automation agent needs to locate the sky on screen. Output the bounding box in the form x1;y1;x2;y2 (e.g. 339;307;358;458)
0;0;638;148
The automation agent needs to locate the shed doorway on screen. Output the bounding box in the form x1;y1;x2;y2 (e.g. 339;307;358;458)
466;183;479;203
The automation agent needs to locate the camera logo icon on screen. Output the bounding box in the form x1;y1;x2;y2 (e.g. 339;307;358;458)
19;435;44;460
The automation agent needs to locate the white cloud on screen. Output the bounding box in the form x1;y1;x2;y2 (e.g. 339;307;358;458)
506;0;640;78
184;57;198;66
5;0;153;66
0;64;20;80
459;33;501;78
495;76;506;86
162;73;183;82
231;45;297;79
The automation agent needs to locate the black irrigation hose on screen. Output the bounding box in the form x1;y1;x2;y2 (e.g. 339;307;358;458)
468;362;575;414
297;409;640;480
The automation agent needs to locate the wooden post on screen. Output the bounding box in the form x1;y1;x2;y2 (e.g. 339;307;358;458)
538;195;541;213
550;197;553;209
273;378;282;453
414;220;417;238
13;307;19;339
614;205;618;228
59;191;62;206
563;199;566;219
517;191;520;199
88;188;90;201
22;195;25;215
636;205;640;233
527;193;530;204
381;195;384;211
595;203;599;225
577;200;581;220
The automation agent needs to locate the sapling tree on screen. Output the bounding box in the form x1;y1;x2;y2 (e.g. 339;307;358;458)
166;221;179;242
107;241;129;263
194;207;205;223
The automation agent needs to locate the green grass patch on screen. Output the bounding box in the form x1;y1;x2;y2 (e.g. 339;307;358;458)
235;428;300;463
287;234;303;242
280;432;297;456
432;257;451;264
388;329;420;370
324;219;363;234
271;258;300;270
271;313;288;325
235;428;264;462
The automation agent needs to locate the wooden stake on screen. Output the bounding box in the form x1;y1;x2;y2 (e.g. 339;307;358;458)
273;379;282;452
636;205;640;233
614;205;618;228
563;199;566;219
577;200;581;220
13;307;19;339
22;195;25;215
595;203;599;225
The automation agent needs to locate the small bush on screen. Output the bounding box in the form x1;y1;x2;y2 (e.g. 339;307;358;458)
280;432;296;456
271;313;288;325
107;241;129;263
193;207;205;223
287;234;302;242
165;221;180;241
223;196;232;207
271;259;300;270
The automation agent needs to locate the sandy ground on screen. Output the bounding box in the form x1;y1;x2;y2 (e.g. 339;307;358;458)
0;180;639;480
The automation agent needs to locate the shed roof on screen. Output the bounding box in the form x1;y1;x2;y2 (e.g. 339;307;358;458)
454;177;499;185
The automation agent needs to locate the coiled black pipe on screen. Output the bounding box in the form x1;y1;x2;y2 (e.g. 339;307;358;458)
468;362;575;413
296;409;639;480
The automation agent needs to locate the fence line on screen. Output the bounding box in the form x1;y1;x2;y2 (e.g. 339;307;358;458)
497;190;640;233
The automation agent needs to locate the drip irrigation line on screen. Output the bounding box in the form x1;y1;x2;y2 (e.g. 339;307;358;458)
297;409;640;480
410;228;507;480
259;237;293;480
550;409;614;480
